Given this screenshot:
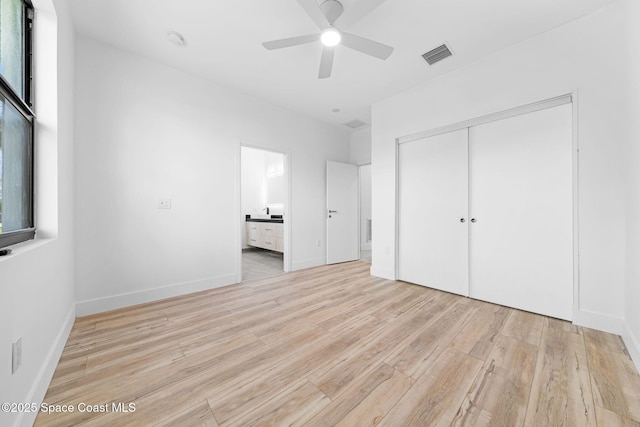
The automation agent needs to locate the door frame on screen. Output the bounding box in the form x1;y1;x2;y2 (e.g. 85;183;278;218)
359;163;372;252
394;91;580;320
235;139;292;283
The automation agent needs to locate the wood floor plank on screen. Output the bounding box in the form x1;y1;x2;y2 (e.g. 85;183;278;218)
153;401;219;427
369;285;432;323
447;304;510;360
311;292;459;398
333;367;414;427
48;354;87;387
585;328;640;423
222;380;330;427
34;261;640;427
112;327;332;426
523;318;596;426
37;338;266;424
501;309;545;346
595;405;640;427
306;363;399;427
452;334;538;426
385;301;476;380
306;290;455;386
378;349;483;426
207;316;385;424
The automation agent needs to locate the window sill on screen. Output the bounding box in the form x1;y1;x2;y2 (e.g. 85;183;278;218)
0;237;55;263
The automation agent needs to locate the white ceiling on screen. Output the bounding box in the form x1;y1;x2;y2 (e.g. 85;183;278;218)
68;0;616;130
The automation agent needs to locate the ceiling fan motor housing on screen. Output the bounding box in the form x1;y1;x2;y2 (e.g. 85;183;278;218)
262;0;394;79
320;0;344;25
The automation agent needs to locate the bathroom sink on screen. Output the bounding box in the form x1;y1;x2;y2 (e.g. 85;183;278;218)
246;214;284;223
250;214;272;219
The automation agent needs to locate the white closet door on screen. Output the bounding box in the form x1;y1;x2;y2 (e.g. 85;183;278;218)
469;104;573;320
398;129;469;296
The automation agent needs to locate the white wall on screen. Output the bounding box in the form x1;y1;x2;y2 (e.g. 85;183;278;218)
0;0;76;426
74;37;350;315
623;0;640;372
350;127;372;165
371;3;628;334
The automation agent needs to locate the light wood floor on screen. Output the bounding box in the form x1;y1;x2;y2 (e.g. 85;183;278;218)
36;261;640;426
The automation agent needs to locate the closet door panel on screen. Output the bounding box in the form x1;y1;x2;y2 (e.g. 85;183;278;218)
469;104;573;320
398;129;469;296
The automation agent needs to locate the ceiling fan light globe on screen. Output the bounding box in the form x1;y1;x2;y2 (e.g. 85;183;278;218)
321;28;342;47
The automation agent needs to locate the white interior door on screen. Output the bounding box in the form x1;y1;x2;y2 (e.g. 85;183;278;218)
469;104;573;320
327;161;359;264
398;129;469;296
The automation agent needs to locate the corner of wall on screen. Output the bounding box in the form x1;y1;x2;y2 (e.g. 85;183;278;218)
573;308;624;335
291;257;326;272
622;322;640;373
16;304;75;427
370;266;395;281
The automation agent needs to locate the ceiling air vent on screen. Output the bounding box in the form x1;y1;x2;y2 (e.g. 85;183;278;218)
422;43;452;65
344;119;368;129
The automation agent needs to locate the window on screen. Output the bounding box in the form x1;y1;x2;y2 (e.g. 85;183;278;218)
0;0;34;248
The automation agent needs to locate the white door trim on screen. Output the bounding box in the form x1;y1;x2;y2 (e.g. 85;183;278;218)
398;94;572;145
358;164;372;251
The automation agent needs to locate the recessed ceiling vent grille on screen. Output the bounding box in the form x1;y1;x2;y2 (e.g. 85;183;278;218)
422;44;452;65
345;119;368;129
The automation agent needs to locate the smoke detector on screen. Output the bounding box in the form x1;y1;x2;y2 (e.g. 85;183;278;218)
167;31;186;47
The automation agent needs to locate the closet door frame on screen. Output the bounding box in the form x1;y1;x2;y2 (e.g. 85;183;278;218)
394;91;580;319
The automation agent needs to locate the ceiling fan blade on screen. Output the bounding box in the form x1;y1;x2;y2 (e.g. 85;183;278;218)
334;0;388;29
296;0;331;30
262;34;320;50
341;32;394;60
318;46;335;79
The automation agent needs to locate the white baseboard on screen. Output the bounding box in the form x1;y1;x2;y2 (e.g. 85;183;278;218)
17;304;76;427
573;308;624;335
76;274;238;316
622;322;640;374
291;257;326;271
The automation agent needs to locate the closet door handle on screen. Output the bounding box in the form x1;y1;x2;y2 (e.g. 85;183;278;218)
460;218;466;223
470;218;477;223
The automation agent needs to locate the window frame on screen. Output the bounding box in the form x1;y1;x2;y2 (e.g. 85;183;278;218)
0;0;35;249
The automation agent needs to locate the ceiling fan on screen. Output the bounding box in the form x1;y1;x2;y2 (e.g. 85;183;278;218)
262;0;393;79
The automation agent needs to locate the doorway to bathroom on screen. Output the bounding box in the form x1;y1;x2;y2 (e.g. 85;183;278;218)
240;146;288;281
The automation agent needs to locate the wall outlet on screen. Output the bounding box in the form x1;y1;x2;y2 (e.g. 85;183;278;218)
158;198;172;209
12;338;22;374
316;240;321;247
